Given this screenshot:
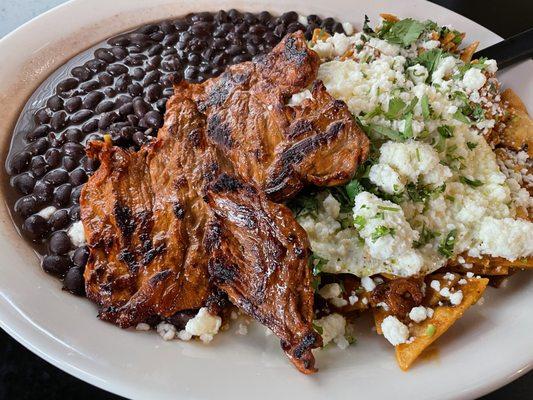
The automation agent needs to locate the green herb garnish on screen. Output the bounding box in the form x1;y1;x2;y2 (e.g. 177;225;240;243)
438;229;457;257
421;94;430;120
466;141;478;150
459;176;484;187
371;226;396;242
426;324;436;337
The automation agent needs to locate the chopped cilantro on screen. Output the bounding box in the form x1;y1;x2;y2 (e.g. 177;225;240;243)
354;215;367;229
371;226;396;242
362;15;374;34
313;322;324;335
381;18;427;47
421;94;430;120
472;105;485;121
460;176;484;187
403;112;414;138
466;141;478;150
367;124;405;141
438;125;454;138
438;229;457;257
385;97;406;119
407;183;445;204
453;110;471;124
378;205;400;212
310;253;328;276
289;193;318;218
412;49;443;77
416;147;421;161
414;224;440;248
346;179;365;203
426;324;436;337
445;194;455;202
372;212;385;220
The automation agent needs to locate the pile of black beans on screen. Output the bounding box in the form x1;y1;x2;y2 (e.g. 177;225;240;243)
6;10;347;297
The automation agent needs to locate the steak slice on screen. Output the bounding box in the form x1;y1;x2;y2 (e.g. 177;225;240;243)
80;32;369;372
182;32;369;201
204;174;322;373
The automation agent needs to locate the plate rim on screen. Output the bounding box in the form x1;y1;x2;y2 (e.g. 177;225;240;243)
0;1;531;399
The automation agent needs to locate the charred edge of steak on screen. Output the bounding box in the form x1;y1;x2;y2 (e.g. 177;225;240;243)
208;257;237;283
142;243;167;266
210;173;243;193
265;121;346;195
286;119;314;140
173;201;186;219
204;220;222;252
284;36;308;65
114;203;135;238
207;114;233;148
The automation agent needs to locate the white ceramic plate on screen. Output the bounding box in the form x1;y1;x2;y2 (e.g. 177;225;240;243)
0;1;531;399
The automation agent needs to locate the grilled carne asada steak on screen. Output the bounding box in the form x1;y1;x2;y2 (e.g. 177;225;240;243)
80;32;369;373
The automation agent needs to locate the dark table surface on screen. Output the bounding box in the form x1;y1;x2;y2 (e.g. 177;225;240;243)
0;0;532;399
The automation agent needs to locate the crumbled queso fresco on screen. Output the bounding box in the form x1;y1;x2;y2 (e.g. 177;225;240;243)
294;18;533;281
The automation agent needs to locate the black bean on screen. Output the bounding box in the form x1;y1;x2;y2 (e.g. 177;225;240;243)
62;156;77;172
162;33;180;47
115;94;132;108
174;19;189;31
98;112;119;129
144;110;163;129
146;55;162;70
155;98;168;112
73;246;89;268
212;52;226;66
161;20;177;34
188;53;201;65
49;209;69;231
49;231;71;255
14;195;38;217
281;11;298;23
50;111;68;131
228;9;243;22
95;100;115;113
104;87;117;98
56;78;79;93
47;95;64;112
126;114;139;126
12;173;35;195
162;87;174;97
132;131;145;146
190;21;213;37
62;142;84;160
124;54;147;66
108;33;130;46
70;109;93;124
71;66;92;81
64;96;82;113
115;74;131;92
189;38;207;52
42;254;70;276
148;44;163;57
132;67;146;80
69;205;81;220
150;31;165;42
45;148;62;168
232;54;251;63
65;128;83;143
118;102;134;116
79;80;101;94
142;70;160;86
30;156;48;177
161;56;181;72
33;180;53;202
226;44;244;56
81;119;98;133
307;14;321;25
70;169;87;186
107;63;129;77
110;46;128;60
54;183;72;207
94;48;116;63
44;169;69;185
63;267;85;295
274;24;286;38
85;58;107;73
128;83;143;97
287;22;305;34
145;84;162;102
25;125;50;142
98;72;114;86
321;17;335;30
133;98;150;117
34;108;51;124
235;22;248;35
27;137;49;156
70;185;83;204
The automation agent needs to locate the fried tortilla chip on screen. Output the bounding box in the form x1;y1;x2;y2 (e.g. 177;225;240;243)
374;278;489;370
500;89;533;157
460;41;479;62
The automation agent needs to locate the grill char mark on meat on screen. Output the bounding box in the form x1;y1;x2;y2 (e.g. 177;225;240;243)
80;32;369;373
205;175;321;373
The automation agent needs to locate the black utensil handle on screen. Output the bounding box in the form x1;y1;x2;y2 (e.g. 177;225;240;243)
473;28;533;69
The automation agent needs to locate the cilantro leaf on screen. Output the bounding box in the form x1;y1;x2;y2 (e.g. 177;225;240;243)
421;94;430;120
403;112;414;138
438;125;454;138
371;225;396;242
346;179;365;203
438;229;457;257
453;110;471;124
310;253;328;276
459;176;484;187
367;124;405;141
385;97;406;119
382;18;427;47
466;141;478;150
413;49;443;76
